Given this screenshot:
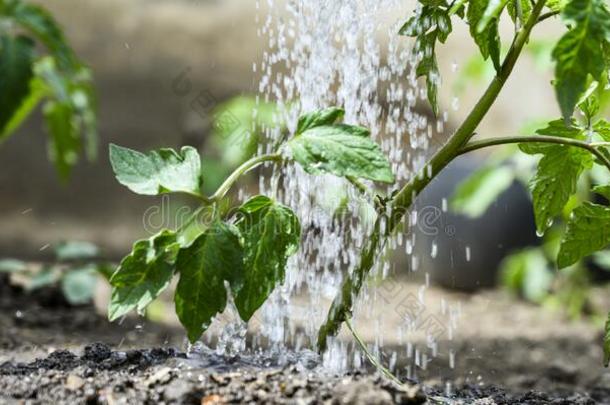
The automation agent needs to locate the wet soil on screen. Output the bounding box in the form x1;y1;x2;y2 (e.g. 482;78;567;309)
1;276;608;404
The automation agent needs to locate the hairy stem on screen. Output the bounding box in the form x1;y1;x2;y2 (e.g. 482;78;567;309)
317;0;547;352
345;319;404;386
459;135;610;172
210;153;282;202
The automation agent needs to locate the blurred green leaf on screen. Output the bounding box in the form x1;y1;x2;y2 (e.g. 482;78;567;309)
35;57;97;178
1;76;46;140
0;1;98;178
0;34;36;141
525;40;554;72
43;100;80;180
212;96;279;168
29;267;60;290
61;266;98;305
451;165;514;218
8;0;77;71
55;240;99;261
0;258;28;273
200;157;230;195
453;53;495;95
500;248;553;303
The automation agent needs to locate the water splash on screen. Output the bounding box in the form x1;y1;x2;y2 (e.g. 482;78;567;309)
210;0;462;380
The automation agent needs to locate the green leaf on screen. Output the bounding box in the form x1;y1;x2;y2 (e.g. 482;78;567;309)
174;222;244;342
477;0;510;34
8;1;77;71
29;267;60;290
296;107;344;135
593;185;610;201
43;100;80;180
449;0;468;15
552;0;610;120
577;79;602;120
234;196;300;321
108;230;179;321
508;0;533;25
519;120;592;235
451;165;514;218
468;0;502;71
0;3;97;179
109;144;203;196
55;240;99;261
95;263;116;281
500;248;553;303
558;202;610;268
287;124;394;183
1;76;46;141
61;266;98;305
594;119;610;141
547;0;569;13
604;313;610;367
212;96;279;168
176;207;213;248
0;258;28;273
0;35;36;140
399;6;452;115
33;56;98;176
418;0;446;6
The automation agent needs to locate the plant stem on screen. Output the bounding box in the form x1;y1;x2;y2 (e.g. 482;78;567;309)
388;0;546;230
210;153;283;202
538;10;560;23
459;135;610;172
346;176;374;198
317;215;385;349
316;0;548;352
345;319;404;386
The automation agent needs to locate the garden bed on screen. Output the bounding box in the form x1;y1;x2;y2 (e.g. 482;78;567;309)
1;275;607;404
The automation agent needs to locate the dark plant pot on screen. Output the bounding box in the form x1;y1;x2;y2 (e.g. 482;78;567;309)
410;155;539;291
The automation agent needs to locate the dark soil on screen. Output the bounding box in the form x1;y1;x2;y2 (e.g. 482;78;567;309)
1;276;609;404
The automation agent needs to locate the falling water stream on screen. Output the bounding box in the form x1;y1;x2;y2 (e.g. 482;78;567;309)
194;0;463;385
